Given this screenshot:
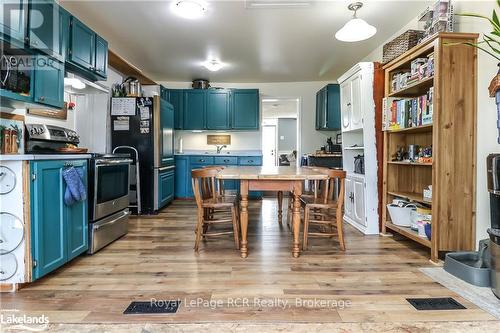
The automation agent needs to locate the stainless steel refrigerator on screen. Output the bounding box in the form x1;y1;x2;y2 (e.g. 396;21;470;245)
110;96;174;214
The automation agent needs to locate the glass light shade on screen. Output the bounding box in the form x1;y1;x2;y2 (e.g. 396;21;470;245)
202;60;225;72
335;18;377;42
171;0;207;19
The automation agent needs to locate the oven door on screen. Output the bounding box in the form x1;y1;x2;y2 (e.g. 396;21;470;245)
93;159;132;221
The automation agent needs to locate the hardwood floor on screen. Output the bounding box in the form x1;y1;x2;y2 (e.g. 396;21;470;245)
0;199;497;326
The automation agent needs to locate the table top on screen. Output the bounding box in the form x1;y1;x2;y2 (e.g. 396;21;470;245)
216;166;329;180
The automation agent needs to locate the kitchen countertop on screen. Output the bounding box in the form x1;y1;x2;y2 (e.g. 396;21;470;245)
175;150;262;157
0;154;92;161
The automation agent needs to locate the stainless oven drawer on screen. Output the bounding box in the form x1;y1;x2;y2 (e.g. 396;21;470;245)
88;209;130;254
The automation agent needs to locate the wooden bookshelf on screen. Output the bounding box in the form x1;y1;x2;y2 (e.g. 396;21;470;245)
382;32;478;262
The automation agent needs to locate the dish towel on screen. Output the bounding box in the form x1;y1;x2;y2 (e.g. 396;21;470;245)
62;167;87;206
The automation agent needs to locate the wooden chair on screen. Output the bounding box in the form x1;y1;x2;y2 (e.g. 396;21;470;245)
192;167;240;252
285;166;322;228
301;169;346;251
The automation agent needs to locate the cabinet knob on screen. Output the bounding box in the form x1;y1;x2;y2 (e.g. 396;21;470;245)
39;96;45;101
347;103;352;106
248;160;254;163
200;159;205;162
31;40;38;46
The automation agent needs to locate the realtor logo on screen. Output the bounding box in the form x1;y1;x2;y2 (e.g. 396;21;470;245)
2;1;59;53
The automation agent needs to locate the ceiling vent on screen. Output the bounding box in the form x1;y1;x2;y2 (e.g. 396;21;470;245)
245;0;313;9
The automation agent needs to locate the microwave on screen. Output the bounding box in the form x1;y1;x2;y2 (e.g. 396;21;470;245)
1;53;33;97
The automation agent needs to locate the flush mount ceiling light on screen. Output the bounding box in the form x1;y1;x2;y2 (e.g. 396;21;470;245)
171;0;207;19
335;2;377;42
64;77;86;90
202;59;225;72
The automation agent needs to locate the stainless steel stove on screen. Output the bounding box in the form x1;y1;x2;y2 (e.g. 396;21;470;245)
88;153;133;254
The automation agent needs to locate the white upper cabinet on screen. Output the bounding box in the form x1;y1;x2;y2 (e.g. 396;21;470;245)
340;81;351;131
340;72;363;132
350;73;363;131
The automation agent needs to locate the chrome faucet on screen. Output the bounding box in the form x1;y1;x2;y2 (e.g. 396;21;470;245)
216;145;227;154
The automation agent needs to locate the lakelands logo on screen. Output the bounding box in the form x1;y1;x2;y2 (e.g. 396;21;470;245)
0;310;49;332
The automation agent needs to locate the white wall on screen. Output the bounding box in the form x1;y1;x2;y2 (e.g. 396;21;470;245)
362;1;498;246
159;81;340;155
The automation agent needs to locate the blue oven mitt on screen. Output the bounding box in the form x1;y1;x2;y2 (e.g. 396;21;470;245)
62;167;87;206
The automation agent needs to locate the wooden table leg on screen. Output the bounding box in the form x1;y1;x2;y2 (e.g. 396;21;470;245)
292;181;302;258
239;180;249;258
277;190;283;224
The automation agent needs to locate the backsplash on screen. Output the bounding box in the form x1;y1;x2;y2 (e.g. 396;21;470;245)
174;131;261;152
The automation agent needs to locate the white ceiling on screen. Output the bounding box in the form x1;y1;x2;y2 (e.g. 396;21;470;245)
61;0;430;82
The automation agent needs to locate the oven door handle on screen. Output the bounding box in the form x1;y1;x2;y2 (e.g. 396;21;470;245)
93;210;130;230
95;159;133;165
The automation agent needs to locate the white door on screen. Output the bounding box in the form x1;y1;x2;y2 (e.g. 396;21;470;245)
344;177;353;220
340;81;351;131
350;74;363;131
353;178;366;227
262;125;277;167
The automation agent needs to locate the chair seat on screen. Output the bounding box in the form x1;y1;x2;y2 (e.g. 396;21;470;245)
300;196;339;208
202;196;237;208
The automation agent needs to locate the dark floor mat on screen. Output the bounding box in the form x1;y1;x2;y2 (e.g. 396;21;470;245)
406;297;466;310
123;300;181;314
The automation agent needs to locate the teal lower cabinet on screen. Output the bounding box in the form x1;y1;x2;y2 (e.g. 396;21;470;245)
175;155;263;199
30;159;88;280
158;167;175;209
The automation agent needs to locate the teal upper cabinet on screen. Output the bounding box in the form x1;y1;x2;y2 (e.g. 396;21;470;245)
168;89;184;130
206;89;231;130
0;0;28;46
183;90;206;130
165;88;259;131
27;0;68;61
33;55;64;108
69;16;95;70
316;84;341;131
30;159;88;280
94;35;108;78
67;14;108;80
232;89;259;130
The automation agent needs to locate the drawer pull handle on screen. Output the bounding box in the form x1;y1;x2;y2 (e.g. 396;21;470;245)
248;160;254;163
224;159;230;162
199;159;205;162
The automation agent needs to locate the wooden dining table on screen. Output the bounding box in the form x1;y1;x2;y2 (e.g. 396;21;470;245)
216;166;329;258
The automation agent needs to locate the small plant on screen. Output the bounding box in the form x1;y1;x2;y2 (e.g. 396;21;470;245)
457;0;500;61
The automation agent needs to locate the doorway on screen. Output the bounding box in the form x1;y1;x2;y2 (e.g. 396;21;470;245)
261;97;300;167
262;124;277;167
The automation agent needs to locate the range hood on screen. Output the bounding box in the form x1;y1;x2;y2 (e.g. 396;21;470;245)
64;73;109;95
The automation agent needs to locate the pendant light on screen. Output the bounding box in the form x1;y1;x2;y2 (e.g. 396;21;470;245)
335;2;376;42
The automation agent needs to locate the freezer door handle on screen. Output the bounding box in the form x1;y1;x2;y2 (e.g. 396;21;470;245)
158;165;175;172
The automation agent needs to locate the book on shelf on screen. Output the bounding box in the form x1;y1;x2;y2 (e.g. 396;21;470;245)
383;87;434;130
390;55;435;93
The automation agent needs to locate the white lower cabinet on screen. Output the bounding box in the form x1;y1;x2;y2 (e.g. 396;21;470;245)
344;175;368;233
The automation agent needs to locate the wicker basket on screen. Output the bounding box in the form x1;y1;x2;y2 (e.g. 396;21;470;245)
382;30;425;64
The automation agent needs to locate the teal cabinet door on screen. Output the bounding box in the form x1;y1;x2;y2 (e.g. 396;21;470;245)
69;16;95;71
174;156;188;198
28;0;66;60
30;160;67;280
168;89;184;130
232;89;259;130
34;55;64;108
94;35;108;78
0;0;28;45
183;90;206;130
31;159;89;280
65;161;88;260
325;84;341;130
206;89;230;130
316;84;341;131
159;169;174;208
